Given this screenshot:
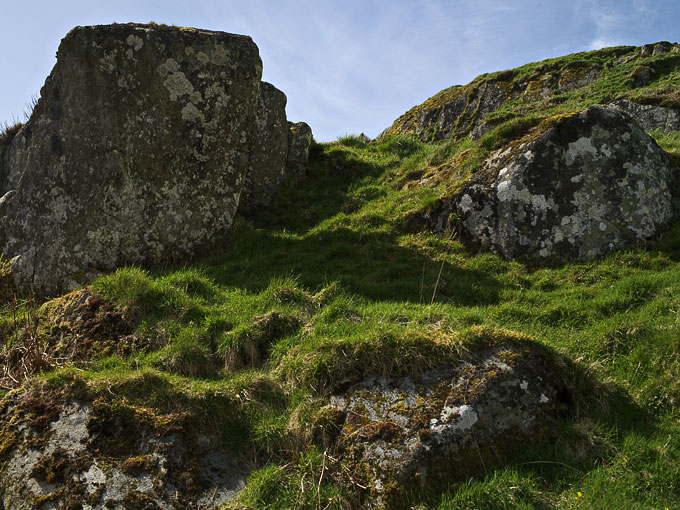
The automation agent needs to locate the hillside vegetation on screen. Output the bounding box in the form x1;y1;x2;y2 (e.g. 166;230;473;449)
2;42;680;509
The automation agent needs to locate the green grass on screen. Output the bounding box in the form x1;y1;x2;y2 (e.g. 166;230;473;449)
3;44;680;509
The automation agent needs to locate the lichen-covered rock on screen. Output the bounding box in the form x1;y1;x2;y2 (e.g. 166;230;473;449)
652;41;673;55
557;65;601;92
609;99;680;133
0;392;250;509
287;121;314;176
446;105;674;260
0;23;263;292
640;44;655;57
331;346;566;509
379;42;680;144
380;63;601;143
240;82;289;212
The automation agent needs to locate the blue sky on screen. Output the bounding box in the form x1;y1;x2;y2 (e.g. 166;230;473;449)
1;0;678;141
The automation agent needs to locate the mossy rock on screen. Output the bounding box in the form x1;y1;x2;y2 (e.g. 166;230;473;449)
428;105;675;261
0;384;250;508
0;23;263;293
330;344;570;509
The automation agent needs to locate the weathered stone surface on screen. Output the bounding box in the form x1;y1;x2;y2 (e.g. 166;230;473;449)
0;394;250;509
557;65;601;92
434;105;674;260
331;346;566;508
653;41;672;55
287;121;314;176
380;64;605;143
240;82;289;212
640;44;655;57
609;99;680;133
0;23;263;292
639;41;677;57
380;42;680;144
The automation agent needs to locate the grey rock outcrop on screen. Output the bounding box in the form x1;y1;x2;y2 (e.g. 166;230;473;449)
0;23;313;292
640;44;655;57
432;105;674;260
240;82;289;212
380;42;680;144
0;394;250;509
652;41;672;55
286;121;314;177
609;99;680;133
0;24;262;292
381;81;510;143
379;64;606;143
331;345;566;509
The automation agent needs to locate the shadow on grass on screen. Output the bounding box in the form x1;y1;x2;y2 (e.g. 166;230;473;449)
240;144;384;235
196;144;507;305
203;226;504;306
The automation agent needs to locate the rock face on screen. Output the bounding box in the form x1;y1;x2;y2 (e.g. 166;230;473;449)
378;64;605;143
331;345;566;509
609;99;680;133
380;81;510;142
286;121;314;177
0;23;312;292
0;393;250;509
435;106;674;260
240;82;289;212
0;24;261;291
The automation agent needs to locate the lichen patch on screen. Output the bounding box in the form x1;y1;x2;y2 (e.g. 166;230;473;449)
332;346;566;508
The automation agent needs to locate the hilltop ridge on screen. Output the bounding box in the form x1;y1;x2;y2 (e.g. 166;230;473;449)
381;41;680;142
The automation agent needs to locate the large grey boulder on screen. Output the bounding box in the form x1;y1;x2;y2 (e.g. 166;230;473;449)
0;23;263;292
331;345;566;509
431;105;674;260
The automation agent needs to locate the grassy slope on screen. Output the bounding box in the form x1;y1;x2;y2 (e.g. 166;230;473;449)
383;43;680;142
2;45;680;509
